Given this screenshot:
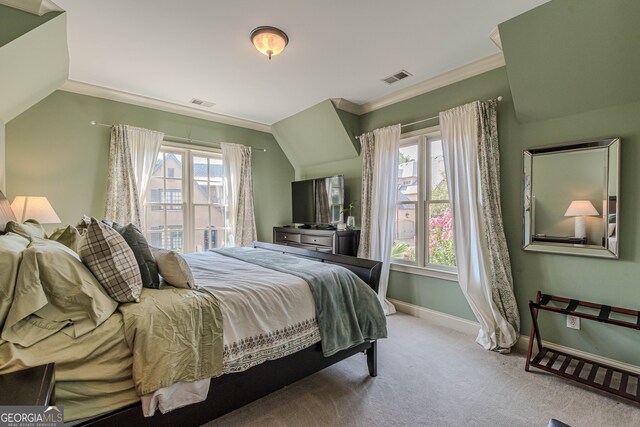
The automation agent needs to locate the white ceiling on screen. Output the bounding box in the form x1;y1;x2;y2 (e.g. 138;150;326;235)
54;0;548;126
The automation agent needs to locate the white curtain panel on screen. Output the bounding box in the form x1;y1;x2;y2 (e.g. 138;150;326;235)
221;143;257;247
440;101;519;352
105;125;163;227
126;126;164;221
357;124;401;315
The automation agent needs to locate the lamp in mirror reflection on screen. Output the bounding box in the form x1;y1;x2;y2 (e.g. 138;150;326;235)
10;196;61;224
564;200;599;238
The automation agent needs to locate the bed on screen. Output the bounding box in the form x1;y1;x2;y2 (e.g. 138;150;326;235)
0;190;385;426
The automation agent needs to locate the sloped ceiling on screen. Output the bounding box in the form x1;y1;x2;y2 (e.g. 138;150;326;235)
0;7;68;122
500;0;640;122
271;100;360;169
0;0;62;16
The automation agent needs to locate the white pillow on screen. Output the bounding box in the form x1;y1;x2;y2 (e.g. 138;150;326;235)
150;247;196;289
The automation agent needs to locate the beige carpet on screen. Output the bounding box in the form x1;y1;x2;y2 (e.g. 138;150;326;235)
204;313;640;427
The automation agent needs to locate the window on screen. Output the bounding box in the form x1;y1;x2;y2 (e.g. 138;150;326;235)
391;129;457;277
150;189;182;210
143;145;229;253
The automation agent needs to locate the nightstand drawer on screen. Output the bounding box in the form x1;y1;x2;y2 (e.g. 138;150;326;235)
275;232;301;244
0;363;55;406
300;234;333;247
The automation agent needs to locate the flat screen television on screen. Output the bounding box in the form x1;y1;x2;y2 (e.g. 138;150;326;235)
292;175;344;225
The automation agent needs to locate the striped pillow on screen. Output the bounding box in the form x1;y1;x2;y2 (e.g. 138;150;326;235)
79;217;142;302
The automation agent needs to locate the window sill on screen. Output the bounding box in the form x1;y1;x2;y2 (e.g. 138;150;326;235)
390;263;458;282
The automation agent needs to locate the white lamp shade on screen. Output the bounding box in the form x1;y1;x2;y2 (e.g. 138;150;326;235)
10;196;61;224
564;200;599;217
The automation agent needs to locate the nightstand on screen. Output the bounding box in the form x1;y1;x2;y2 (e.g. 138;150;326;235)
0;363;55;405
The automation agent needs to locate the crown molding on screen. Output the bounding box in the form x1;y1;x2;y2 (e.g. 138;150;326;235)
59;80;272;134
358;53;505;115
330;98;361;115
489;27;503;51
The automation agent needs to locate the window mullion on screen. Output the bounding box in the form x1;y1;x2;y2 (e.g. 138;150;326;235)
185;149;193;253
415;137;425;268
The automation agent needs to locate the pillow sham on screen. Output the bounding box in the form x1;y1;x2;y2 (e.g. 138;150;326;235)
1;238;118;347
48;225;82;253
76;215;92;234
5;219;47;240
110;223;160;289
150;247;196;289
79;218;142;302
0;233;30;331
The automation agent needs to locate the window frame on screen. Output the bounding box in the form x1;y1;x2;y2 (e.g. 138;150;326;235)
390;126;458;282
142;141;229;253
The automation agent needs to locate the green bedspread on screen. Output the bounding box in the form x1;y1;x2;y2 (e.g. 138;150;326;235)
118;287;224;395
212;247;387;356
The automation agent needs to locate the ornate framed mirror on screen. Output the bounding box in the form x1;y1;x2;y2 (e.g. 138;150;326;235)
522;137;620;258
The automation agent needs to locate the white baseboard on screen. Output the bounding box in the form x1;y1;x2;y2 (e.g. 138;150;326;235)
389;298;480;336
390;298;640;374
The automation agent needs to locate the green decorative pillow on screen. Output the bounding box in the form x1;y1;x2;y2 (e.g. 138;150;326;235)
48;225;82;253
1;238;118;347
79;218;143;303
110;223;160;289
150;247;196;289
5;219;47;240
0;233;30;331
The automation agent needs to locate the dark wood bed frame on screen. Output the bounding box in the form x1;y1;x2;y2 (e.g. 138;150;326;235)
78;241;383;426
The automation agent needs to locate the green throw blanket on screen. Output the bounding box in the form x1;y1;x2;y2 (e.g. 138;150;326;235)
212;247;387;356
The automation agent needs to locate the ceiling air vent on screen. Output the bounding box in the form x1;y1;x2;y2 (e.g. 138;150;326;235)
382;70;413;85
190;98;215;108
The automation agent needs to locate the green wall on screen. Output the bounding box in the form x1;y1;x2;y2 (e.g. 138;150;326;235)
0;121;5;193
6;90;294;242
356;67;640;365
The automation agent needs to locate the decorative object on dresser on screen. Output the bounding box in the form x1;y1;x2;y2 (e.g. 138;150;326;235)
526;291;640;403
0;363;55;406
273;226;359;256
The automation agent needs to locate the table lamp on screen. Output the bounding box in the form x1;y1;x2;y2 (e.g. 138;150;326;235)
564;200;598;238
10;196;61;224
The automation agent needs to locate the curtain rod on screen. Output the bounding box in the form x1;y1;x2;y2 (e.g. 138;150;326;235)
89;121;267;152
356;95;503;139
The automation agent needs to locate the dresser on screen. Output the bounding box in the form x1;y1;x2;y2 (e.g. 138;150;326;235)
273;227;359;256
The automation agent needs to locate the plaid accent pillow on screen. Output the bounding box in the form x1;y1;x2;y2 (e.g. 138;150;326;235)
79;217;142;302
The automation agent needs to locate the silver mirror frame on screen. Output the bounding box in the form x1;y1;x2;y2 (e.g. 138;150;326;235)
522;137;620;259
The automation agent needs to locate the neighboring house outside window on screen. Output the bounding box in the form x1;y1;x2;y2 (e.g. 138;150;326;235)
391;128;457;280
143;145;229;253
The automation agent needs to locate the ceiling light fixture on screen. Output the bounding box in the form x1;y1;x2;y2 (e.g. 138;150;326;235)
250;26;288;60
